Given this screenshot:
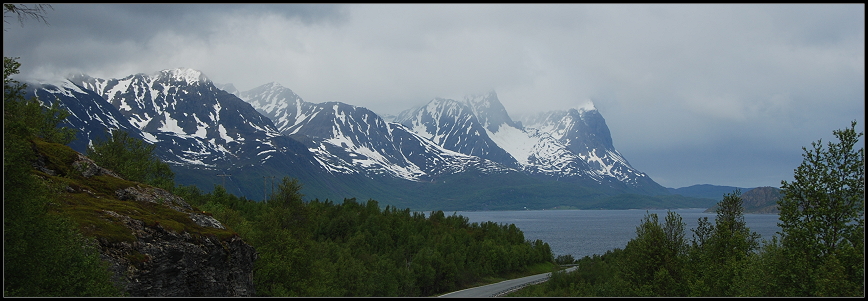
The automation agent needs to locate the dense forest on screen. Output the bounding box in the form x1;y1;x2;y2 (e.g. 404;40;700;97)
509;122;864;297
175;183;554;296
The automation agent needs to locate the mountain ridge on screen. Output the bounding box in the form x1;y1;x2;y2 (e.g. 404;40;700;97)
28;67;710;210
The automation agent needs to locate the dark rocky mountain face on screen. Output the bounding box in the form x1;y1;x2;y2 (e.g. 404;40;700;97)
461;91;521;133
522;108;615;152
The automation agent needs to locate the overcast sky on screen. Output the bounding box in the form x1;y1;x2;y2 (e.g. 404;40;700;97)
4;4;864;189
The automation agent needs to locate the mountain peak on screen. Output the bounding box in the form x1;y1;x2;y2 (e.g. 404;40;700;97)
462;90;499;109
264;82;283;88
154;68;210;85
214;82;238;95
576;99;596;112
461;91;519;133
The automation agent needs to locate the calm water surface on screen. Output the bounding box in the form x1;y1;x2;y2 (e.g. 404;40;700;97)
453;208;782;259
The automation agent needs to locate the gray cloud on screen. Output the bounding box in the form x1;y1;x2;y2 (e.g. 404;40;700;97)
3;4;864;189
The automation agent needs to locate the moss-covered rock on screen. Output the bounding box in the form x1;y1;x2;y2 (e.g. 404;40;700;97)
29;139;257;296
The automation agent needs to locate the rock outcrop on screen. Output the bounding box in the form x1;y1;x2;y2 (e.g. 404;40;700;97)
31;140;257;296
96;217;256;297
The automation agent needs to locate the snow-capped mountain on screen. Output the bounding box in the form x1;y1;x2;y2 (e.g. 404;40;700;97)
27;78;144;153
518;107;646;184
238;83;513;181
27;69;336;200
393;97;519;166
62;69;283;168
237;82;312;135
393;91;663;193
25;67;674;209
461;92;522;134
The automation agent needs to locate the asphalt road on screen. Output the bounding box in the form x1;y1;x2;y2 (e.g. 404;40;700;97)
438;266;578;297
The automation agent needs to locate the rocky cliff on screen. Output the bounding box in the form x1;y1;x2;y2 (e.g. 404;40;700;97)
30;140;257;296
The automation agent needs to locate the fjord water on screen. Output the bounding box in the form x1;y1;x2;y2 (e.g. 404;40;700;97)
454;208;782;259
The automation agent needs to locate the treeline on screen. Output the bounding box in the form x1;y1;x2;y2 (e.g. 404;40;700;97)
510;122;865;297
175;180;554;296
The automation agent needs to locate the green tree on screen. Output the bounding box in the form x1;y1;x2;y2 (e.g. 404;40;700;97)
621;211;687;296
687;190;759;296
4;57;76;145
5;55;121;296
3;169;123;296
251;177;314;296
86;129;175;190
776;121;864;296
264;177;308;231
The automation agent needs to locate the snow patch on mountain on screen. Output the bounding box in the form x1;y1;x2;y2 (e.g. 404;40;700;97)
487;124;537;165
136;132;156;144
159;113;178;133
218;124;234;142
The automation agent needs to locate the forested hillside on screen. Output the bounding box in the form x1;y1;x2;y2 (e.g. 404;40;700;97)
177;182;554;296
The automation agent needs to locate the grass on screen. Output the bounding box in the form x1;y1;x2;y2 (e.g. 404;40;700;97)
32;140;239;244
